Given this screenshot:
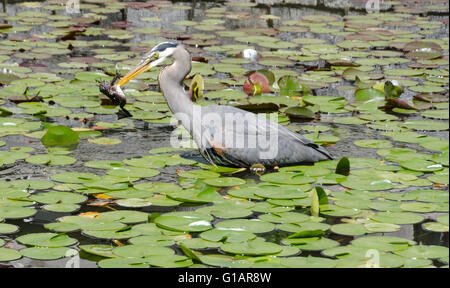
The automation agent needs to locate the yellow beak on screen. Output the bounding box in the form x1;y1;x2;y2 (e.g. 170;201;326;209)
114;55;156;88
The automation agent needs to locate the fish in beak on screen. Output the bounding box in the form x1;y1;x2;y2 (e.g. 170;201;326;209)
99;53;159;117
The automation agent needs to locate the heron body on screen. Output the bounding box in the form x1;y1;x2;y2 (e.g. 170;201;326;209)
114;42;333;168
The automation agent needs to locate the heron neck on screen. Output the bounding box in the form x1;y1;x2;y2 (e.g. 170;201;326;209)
159;47;196;122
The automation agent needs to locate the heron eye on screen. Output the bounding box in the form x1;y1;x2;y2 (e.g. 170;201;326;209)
153;52;159;59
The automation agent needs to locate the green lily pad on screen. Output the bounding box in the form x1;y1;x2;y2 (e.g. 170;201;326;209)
200;228;256;243
371;212;424;225
30;191;87;204
20;247;78;260
400;202;439;213
399;159;443;172
41;125;79;148
51;172;100;184
155;212;213;232
330;223;368;236
0;248;22;262
422;222;449;233
221;240;283;256
281;256;336;268
83;226;141;240
106;166;160;178
437;214;449;226
203;177;246;187
283;237;340;251
96;211;149;224
215;219;275;234
260;172;315;185
79;244;116;258
98;257;150;268
16;233;77;247
199;254;253;268
44;222;80;233
351;236;415;252
394;245;449;260
340;175;394;191
0;206;37;220
258;212;309;224
112;245;174;258
146;255;193;268
0;223;19;234
354;139;393;149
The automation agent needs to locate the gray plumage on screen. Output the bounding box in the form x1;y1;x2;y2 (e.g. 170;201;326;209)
157;43;333;168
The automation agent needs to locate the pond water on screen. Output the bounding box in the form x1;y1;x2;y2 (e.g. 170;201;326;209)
0;0;448;268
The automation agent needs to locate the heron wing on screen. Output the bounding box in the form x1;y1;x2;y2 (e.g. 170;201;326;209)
199;105;332;166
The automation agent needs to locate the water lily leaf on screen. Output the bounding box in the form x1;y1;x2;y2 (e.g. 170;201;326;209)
258;212;309;224
215;219;275;234
221;240;283;256
0;248;22;262
278;75;301;96
41;125;79;148
401;120;449;131
30;191;87;204
96;210;149;224
354;139;392;149
364;222;401;233
98;257;150;268
341;175;393;191
319;204;361;217
285;107;315;120
44;222;80;233
371;212;424;225
155;212;212;232
422;222;449;233
260;172;315;185
203;177;246;187
399;159;443;172
253;187;307;200
331;223;368;236
189;74;204;102
199;254;253;268
51;172;101;184
335;157;350;176
400;202;439;213
88;137;121;145
113;244;174;258
16;233;77;247
43;203;80;213
106;166;160;178
79;244;116;258
352;236;415;252
0;223;19;234
281;256;336;268
20;247;77;260
404;41;443;60
394;245;449;260
0;206;37;220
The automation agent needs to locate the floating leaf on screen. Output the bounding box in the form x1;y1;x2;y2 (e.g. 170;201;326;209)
41;125;79;149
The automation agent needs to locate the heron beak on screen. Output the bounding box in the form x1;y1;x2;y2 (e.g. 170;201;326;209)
114;54;157;88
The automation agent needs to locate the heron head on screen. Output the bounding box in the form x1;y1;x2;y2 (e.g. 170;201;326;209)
114;42;179;87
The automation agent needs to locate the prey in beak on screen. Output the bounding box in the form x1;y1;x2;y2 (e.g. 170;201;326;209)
99;52;160;118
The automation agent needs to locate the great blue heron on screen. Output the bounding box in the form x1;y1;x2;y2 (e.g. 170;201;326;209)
110;42;333;168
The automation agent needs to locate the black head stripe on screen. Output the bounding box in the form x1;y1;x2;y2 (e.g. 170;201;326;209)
151;42;178;53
